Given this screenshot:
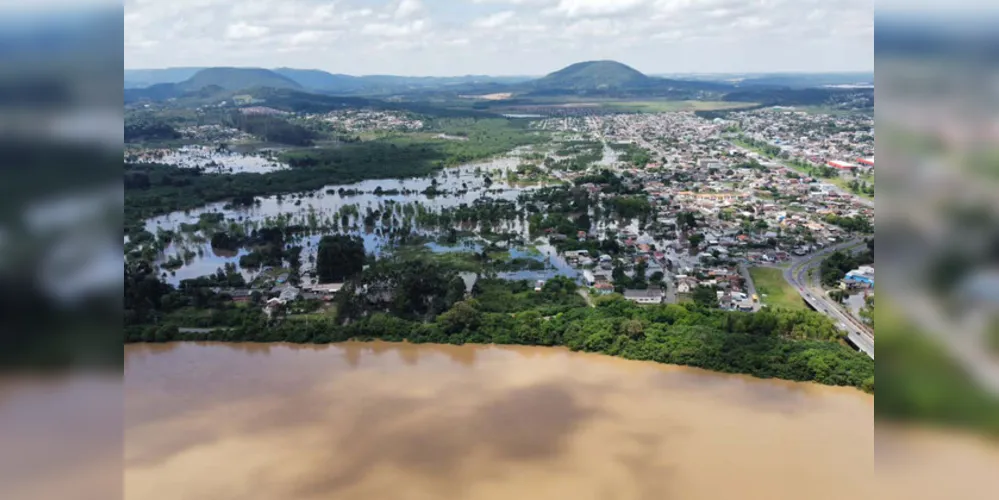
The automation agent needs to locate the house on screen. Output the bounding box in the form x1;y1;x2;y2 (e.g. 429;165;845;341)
278;285;300;303
624;288;664;304
534;280;545;292
582;270;596;286
677;276;698;294
594;283;615;294
222;288;253;303
305;283;344;298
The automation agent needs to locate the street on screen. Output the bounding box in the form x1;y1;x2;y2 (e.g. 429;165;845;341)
783;240;874;358
737;263;762;312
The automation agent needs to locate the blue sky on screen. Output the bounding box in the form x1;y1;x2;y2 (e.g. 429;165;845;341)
125;0;872;75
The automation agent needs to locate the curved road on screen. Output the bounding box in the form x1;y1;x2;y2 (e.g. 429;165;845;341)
783;240;874;358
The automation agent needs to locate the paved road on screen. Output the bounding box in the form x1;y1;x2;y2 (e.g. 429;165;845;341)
737;263;762;312
783;241;874;358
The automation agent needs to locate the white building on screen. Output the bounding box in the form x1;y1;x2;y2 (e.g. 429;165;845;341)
623;288;664;305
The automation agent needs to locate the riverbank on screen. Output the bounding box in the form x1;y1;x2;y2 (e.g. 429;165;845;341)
125;299;875;394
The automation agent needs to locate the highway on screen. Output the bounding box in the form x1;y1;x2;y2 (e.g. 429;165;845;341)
782;240;874;359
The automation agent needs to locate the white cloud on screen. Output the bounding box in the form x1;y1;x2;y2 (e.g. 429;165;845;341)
125;0;872;74
472;0;549;4
288;30;337;46
563;18;621;37
394;0;423;19
361;19;428;38
549;0;647;18
473;11;515;28
225;22;270;40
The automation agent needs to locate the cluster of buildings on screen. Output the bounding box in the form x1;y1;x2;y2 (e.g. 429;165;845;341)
305;109;424;132
729;108;874;173
540;109;874;307
177;124;256;143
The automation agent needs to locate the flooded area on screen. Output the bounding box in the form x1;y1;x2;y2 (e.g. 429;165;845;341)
140;146;636;285
129;145;289;174
126;342;875;500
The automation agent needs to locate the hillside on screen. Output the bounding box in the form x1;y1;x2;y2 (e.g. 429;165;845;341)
125;68;205;88
177;68;303;92
532;60;651;90
273;68;370;93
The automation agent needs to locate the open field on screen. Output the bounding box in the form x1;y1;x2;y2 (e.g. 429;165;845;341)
600;100;759;113
473;98;760;115
794;105;874;117
749;267;807;311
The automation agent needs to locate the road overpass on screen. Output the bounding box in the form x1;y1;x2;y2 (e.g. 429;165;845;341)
783;240;875;359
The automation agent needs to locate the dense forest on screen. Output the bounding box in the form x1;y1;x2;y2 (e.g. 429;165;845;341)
125;116;182;143
225;112;318;146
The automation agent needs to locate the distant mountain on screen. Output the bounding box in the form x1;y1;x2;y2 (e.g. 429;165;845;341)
735;73;874;89
177;68;303;92
272;68;370;93
273;69;534;94
124;68;205;89
532;60;651;90
125;68;303;102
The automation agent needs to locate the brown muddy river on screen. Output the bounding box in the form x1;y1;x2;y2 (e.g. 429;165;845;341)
125;342;875;500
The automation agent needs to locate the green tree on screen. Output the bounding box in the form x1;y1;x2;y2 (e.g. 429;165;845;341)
688;233;705;250
316;235;365;283
692;286;719;309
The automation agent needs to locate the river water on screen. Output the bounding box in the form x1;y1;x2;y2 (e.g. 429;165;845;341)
126;342;875;500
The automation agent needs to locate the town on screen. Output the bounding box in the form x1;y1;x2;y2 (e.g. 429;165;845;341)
140;106;874;358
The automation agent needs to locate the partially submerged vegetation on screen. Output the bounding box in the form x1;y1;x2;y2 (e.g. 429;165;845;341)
125;117;544;231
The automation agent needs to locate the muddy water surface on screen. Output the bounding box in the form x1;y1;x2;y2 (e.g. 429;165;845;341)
125;342;875;500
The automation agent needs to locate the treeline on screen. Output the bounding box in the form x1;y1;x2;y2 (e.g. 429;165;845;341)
226;112;317;146
823;214;873;234
605;195;652;219
722;88;873;108
607;142;652;167
125;116;181;143
124;289;874;393
821;244;874;287
695;103;768;120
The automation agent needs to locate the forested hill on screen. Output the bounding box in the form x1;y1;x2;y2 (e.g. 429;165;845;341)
532;60;651;90
177;68;304;91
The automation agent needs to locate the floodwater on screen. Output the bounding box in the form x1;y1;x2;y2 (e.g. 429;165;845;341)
132;145;289;174
126;342;875;500
143;144;633;285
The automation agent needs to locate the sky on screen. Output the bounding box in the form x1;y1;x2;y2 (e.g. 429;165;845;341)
124;0;873;76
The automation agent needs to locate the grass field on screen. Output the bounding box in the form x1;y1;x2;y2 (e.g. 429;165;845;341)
749;267;807;311
795;105;874;117
600;100;758;113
